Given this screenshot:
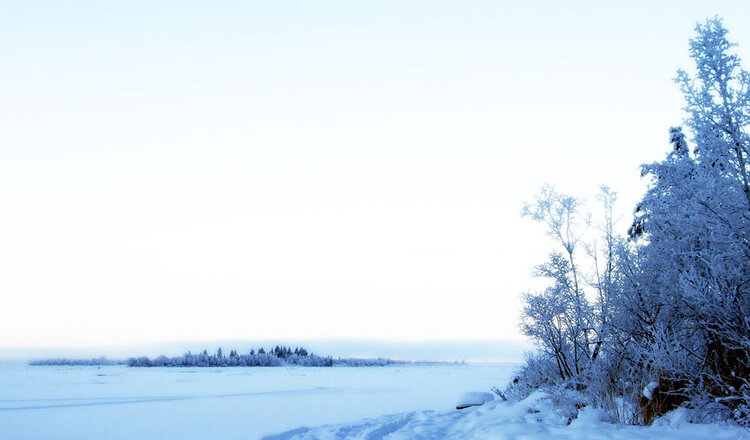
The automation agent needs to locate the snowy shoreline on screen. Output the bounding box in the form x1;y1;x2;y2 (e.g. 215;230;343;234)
3;362;748;439
264;391;750;439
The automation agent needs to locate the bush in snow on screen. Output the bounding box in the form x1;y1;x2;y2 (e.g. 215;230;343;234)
501;353;559;402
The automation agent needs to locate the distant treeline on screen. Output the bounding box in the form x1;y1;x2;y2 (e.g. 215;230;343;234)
127;346;334;367
30;346;406;368
29;356;124;366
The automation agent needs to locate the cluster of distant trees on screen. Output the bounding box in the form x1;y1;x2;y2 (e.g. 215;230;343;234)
509;18;750;426
29;357;123;366
29;346;407;368
125;346;404;367
126;346;335;367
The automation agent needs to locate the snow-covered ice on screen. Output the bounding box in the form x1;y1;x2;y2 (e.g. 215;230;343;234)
2;362;748;439
0;362;514;439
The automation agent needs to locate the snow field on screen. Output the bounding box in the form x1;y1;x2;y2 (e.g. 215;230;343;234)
0;363;514;439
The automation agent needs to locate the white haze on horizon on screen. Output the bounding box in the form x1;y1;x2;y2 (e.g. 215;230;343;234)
2;1;750;348
0;339;531;364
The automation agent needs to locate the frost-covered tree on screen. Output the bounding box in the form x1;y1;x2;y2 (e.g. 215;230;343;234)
589;187;618;344
512;17;750;426
520;186;598;380
677;19;750;211
623;19;750;423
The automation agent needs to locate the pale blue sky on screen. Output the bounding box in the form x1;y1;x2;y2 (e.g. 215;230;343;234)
2;1;749;348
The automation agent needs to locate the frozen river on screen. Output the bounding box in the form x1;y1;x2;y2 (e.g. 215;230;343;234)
0;362;517;439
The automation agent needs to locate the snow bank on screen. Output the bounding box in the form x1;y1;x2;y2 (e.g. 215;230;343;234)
265;391;750;440
456;391;494;409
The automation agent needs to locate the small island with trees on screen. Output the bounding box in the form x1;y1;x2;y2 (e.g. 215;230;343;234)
29;345;409;368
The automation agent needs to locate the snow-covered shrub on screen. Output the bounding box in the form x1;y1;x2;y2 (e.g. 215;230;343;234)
501;353;560;402
549;386;587;424
579;357;639;424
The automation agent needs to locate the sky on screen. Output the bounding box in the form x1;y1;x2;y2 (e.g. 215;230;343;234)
2;1;750;350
